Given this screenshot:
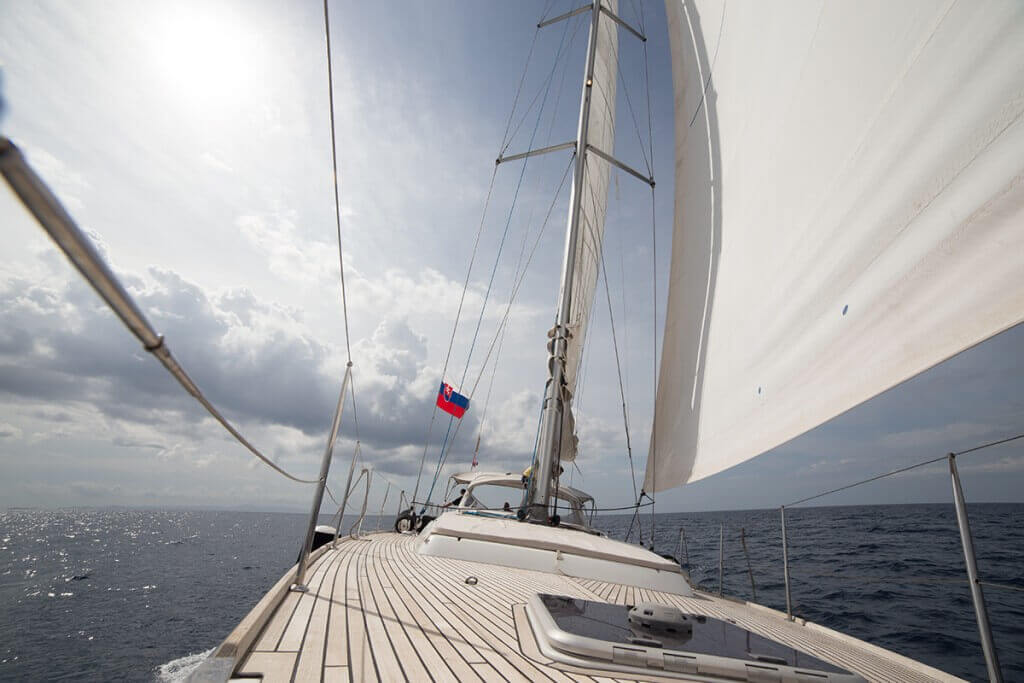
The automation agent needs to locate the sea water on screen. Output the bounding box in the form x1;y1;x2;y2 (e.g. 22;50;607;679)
0;505;1020;681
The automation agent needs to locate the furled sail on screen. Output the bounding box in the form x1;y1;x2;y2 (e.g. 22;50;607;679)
646;0;1024;491
560;0;619;462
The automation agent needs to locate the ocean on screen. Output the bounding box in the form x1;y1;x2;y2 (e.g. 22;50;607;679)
0;504;1020;682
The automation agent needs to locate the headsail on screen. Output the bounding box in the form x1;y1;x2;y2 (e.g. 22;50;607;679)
647;0;1024;491
560;0;619;462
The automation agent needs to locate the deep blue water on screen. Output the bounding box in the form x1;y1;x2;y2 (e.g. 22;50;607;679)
0;504;1020;681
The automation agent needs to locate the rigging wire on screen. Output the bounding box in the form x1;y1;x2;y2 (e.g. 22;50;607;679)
602;18;652;177
500;26;543;153
640;0;658;547
412;6;569;504
323;0;353;366
421;16;578;506
411;164;500;505
322;0;365;518
582;157;640;505
503;17;585;156
422;154;577;500
579;157;644;545
538;0;560;25
470;206;534;468
457;12;575;391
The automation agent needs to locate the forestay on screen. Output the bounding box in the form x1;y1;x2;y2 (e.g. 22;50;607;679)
560;0;618;462
647;0;1024;490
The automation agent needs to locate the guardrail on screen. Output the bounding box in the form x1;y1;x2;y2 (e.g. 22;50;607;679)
775;441;1022;683
670;436;1023;683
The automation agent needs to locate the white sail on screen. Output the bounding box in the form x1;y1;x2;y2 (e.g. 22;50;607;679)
646;0;1024;491
560;0;619;462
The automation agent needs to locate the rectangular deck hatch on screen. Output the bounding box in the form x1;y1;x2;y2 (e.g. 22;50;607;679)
528;594;867;682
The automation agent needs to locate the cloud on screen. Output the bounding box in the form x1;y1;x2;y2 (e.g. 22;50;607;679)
237;209;337;286
0;423;22;439
0;253;544;485
198;151;233;173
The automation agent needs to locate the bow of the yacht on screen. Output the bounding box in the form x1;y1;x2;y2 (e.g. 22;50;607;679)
188;518;960;682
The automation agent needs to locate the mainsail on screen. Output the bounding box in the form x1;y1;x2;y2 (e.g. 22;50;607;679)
646;0;1024;491
559;0;619;462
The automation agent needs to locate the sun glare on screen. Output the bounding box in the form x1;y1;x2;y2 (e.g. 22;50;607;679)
147;3;261;113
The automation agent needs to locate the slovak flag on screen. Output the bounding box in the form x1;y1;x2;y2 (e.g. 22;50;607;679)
436;382;470;419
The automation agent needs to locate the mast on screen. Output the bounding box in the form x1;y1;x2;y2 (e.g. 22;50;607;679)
526;0;603;523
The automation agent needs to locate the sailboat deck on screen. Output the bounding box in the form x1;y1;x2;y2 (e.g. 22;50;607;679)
234;532;959;682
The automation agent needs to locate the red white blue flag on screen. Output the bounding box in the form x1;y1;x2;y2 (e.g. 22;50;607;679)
436;382;470;419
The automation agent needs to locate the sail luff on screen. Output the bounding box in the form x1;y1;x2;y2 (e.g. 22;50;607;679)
558;2;618;465
647;0;1024;492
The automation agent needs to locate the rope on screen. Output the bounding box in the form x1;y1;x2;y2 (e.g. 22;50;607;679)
1;140;327;486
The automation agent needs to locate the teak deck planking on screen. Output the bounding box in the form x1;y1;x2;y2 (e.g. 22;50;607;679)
233;531;961;683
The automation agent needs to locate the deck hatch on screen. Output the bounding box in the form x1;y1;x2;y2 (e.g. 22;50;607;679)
528;594;867;682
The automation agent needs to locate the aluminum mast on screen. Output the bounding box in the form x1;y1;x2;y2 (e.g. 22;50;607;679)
526;0;603;523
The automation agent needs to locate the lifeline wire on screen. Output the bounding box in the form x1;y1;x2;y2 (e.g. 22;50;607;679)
0;138;321;486
782;430;1024;509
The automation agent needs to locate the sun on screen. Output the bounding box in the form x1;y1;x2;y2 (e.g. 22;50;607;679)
146;2;261;114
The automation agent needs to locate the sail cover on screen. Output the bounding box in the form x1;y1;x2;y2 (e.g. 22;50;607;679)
646;0;1024;491
560;0;619;461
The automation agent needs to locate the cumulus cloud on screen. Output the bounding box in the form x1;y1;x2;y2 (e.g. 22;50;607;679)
0;253;547;488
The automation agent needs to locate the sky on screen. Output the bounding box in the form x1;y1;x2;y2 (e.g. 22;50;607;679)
1;0;1021;517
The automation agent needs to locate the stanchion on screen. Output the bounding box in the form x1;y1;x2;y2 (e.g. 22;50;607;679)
949;453;1002;682
781;506;792;620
